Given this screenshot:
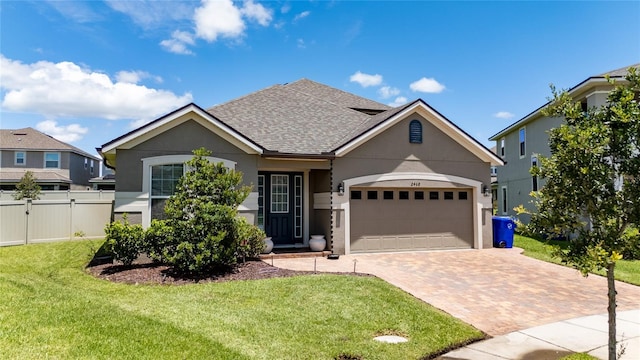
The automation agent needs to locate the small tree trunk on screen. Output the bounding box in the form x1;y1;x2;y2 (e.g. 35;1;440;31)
607;262;617;360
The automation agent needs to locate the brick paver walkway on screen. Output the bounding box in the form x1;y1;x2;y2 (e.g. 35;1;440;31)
268;248;640;336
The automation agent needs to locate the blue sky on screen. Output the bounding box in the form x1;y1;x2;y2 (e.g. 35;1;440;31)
1;0;639;156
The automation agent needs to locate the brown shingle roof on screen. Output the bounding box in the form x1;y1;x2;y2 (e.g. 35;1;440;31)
207;79;392;154
597;63;640;77
0;127;98;159
0;169;71;183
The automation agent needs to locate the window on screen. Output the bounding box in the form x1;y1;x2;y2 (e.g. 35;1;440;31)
383;190;394;200
90;160;95;175
500;138;505;157
350;190;362;200
429;191;439;200
444;191;454;200
409;120;422;143
84;158;88;169
459;191;468;200
150;164;184;219
399;191;409;200
414;191;424;200
531;155;539;192
270;174;289;213
501;186;508;215
367;190;378;200
15;151;25;166
490;166;497;176
44;152;60;168
519;127;526;157
257;175;265;229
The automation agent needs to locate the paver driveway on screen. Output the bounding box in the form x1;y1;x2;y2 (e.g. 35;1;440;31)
269;248;640;335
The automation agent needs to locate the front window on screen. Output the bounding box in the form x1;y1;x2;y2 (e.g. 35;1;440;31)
90;160;95;175
150;164;184;219
44;152;60;168
519;128;526;158
500;138;505;157
15;151;25;166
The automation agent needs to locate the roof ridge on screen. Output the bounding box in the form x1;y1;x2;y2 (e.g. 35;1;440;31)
596;63;640;77
285;78;390;110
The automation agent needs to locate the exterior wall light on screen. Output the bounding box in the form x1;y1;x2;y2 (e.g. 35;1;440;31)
338;182;345;196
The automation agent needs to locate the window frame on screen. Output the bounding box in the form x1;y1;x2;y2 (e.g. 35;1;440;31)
519;127;526;158
500;137;505;157
409;120;423;144
44;152;60;169
501;186;508;215
531;155;539;192
15;151;26;166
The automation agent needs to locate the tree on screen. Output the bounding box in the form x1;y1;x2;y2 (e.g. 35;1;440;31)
529;68;640;360
13;171;41;200
160;147;251;274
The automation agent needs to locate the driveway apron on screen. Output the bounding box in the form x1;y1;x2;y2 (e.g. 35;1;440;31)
269;248;640;336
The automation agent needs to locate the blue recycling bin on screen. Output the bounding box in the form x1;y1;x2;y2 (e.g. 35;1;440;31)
492;216;516;248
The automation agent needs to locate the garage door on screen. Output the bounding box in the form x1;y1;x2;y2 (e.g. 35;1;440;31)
350;188;473;253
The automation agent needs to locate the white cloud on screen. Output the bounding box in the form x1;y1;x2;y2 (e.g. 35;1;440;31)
160;30;196;55
294;11;311;22
36;120;88;143
105;0;195;29
46;1;102;23
297;39;305;49
281;3;291;14
493;111;515;119
194;0;246;42
116;70;162;84
349;71;383;87
388;97;408;107
378;86;400;99
241;0;273;26
409;77;445;93
0;55;192;123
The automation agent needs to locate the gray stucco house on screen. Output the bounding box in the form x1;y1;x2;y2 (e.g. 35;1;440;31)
489;64;638;221
0;127;101;190
99;79;503;254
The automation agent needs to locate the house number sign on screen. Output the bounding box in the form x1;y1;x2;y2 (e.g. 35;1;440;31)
410;182;421;187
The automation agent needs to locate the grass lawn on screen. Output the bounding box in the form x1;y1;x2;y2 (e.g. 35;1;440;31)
0;240;484;360
514;234;640;286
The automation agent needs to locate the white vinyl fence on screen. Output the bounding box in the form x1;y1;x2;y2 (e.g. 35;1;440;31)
0;191;115;246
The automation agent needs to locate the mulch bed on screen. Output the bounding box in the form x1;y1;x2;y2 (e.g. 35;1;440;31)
86;256;368;285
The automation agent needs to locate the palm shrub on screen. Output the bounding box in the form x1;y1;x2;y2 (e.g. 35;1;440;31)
104;214;145;266
161;148;251;275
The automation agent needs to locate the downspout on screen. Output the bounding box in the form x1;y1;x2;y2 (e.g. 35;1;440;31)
329;159;334;253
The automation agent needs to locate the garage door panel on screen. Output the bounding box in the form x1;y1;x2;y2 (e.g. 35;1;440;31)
350;188;473;253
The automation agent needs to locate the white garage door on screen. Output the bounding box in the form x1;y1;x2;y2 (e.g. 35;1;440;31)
350;188;473;253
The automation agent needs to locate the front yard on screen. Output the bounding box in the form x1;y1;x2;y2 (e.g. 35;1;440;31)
514;235;640;286
0;241;484;360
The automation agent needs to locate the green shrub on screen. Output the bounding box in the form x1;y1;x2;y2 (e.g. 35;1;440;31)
236;217;266;261
145;219;174;263
160;148;251;275
104;215;144;266
621;226;640;260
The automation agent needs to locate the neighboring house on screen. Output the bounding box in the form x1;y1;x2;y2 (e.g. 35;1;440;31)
0;127;101;190
99;79;503;254
489;63;638;221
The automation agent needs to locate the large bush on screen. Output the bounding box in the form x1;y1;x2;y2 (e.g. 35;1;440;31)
104;215;145;266
160;148;251;275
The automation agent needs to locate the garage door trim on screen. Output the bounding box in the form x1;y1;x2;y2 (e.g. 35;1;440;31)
341;172;486;254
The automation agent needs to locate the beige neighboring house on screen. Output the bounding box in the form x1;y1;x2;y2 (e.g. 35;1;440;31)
0;127;101;190
489;63;638;222
99;79;503;255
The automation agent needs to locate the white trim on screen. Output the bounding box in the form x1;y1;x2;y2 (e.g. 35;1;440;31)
43;152;61;169
140;154;237;227
303;171;310;245
341;172;485;254
14;151;26;166
334;101;504;166
101;104;262;155
501;186;508;215
518;127;526;159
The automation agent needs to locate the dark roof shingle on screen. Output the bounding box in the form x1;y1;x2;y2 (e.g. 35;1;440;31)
0;127;98;159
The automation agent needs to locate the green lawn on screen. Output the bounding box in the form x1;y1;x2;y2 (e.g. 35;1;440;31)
514;234;640;286
0;241;484;360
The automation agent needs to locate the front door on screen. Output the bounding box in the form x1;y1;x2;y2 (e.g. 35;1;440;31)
258;172;303;246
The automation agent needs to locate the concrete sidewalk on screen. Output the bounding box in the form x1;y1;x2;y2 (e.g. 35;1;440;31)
438;309;640;360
